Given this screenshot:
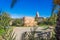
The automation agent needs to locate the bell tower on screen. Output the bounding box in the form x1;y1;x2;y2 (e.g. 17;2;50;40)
36;11;40;18
35;11;40;21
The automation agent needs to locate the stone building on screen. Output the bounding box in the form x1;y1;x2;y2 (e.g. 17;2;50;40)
23;11;44;27
23;17;37;27
35;11;44;24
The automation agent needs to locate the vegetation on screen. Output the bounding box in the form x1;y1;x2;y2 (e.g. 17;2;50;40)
0;12;11;35
1;28;16;40
48;13;57;26
22;27;56;40
0;12;16;40
53;0;60;40
12;18;22;26
38;13;57;26
11;0;17;8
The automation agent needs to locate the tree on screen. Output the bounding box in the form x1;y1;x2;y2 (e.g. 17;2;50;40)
12;18;22;26
0;12;16;40
0;12;11;30
55;10;60;40
54;0;60;5
52;0;60;40
0;12;10;29
48;13;57;25
11;0;17;8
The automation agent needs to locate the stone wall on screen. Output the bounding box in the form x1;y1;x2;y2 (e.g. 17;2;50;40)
23;17;37;27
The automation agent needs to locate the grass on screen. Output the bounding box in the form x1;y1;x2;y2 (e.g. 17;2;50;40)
0;27;16;40
0;29;4;35
39;24;49;28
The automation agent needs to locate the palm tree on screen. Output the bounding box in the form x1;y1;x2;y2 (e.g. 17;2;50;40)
54;0;60;5
10;0;17;8
52;0;60;13
55;10;60;40
52;0;60;40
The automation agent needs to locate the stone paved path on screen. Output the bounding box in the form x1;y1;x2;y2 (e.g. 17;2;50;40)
13;27;53;40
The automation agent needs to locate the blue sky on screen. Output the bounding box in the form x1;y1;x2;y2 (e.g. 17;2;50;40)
0;0;53;18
